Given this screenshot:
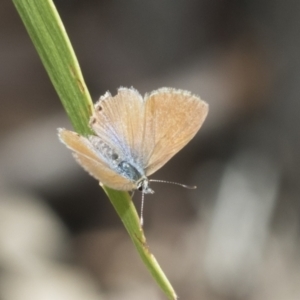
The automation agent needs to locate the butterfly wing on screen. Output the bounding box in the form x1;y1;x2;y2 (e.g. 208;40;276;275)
58;129;136;191
143;88;208;176
90;87;208;177
90;87;146;170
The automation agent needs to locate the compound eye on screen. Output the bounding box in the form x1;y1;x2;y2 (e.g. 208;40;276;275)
138;185;143;191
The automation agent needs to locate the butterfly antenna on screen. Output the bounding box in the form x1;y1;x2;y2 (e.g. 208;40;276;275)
140;192;145;227
149;179;197;189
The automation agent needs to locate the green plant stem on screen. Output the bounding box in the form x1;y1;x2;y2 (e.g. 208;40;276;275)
12;0;177;299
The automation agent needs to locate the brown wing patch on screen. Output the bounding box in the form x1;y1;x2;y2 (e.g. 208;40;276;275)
143;88;208;176
58;128;135;191
90;88;146;164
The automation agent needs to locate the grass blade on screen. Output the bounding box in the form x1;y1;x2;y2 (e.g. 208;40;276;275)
12;1;177;299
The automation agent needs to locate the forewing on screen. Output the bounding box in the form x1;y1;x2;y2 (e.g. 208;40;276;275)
58;129;135;191
90;87;146;167
143;88;208;176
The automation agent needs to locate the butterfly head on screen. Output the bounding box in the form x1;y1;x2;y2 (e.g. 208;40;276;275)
137;176;154;194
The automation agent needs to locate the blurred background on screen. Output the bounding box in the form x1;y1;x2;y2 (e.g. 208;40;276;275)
1;1;300;299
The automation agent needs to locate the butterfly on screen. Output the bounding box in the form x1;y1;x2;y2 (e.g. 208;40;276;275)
58;87;208;196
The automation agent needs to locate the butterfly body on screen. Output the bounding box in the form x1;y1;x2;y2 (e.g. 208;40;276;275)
59;87;208;193
85;130;153;193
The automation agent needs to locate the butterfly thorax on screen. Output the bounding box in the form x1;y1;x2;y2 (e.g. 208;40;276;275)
118;161;154;194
